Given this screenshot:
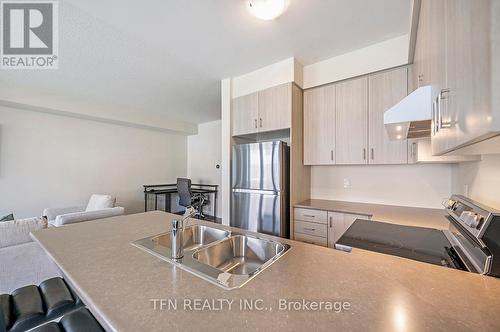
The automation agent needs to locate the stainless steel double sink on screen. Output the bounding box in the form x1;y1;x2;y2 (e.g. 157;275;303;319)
131;225;291;290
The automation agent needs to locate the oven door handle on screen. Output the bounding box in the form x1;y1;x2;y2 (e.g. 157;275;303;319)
444;246;468;271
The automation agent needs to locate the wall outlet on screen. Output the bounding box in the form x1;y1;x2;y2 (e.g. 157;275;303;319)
343;178;351;189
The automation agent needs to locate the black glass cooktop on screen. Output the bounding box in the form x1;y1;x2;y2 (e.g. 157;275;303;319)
336;219;467;270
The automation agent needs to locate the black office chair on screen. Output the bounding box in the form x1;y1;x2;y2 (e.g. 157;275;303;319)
177;178;208;219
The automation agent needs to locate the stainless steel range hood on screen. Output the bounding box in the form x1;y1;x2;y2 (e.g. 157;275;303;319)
384;85;434;140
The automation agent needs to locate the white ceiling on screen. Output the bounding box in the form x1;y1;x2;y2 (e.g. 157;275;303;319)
0;0;412;125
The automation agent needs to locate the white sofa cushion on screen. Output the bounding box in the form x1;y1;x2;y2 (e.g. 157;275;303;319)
52;207;125;227
0;217;47;248
43;206;85;222
86;194;116;211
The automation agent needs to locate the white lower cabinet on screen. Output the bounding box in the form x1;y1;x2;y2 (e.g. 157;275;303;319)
294;233;328;247
293;208;328;247
293;208;370;248
295;221;328;238
327;212;370;248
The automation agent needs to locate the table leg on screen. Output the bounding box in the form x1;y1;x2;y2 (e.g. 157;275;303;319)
165;193;171;213
144;192;148;212
154;195;158;210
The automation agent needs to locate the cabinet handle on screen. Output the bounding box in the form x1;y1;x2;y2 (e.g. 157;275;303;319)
259;118;263;128
363;148;366;160
329;216;332;228
408;142;417;163
438;89;452;129
303;214;315;218
254;119;258;128
304;227;316;232
330;150;334;161
432;98;437;135
417;74;423;88
440;88;451;98
370;148;374;160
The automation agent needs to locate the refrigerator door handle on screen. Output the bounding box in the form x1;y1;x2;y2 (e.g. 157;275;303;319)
232;188;280;195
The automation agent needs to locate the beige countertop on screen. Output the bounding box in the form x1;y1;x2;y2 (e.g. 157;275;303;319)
295;199;449;229
32;211;500;332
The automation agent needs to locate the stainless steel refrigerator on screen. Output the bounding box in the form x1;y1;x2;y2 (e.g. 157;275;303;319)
231;141;289;238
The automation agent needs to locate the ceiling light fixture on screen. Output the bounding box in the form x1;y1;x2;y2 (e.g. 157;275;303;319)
246;0;290;20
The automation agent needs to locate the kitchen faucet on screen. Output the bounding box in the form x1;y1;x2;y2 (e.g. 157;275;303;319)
171;206;196;260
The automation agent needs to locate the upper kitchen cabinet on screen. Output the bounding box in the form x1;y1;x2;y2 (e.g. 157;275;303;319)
232;92;259;136
232;83;293;136
335;77;368;164
411;0;446;93
412;0;499;155
303;68;408;166
303;85;336;165
439;0;496;154
410;0;429;91
368;67;408;164
258;83;292;132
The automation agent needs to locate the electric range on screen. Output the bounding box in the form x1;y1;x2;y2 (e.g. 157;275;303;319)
336;195;500;276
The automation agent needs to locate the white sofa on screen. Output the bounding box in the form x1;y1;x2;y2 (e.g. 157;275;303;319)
43;194;125;227
0;217;61;294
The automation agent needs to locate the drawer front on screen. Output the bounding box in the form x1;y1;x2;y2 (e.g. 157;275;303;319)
294;233;328;247
294;208;327;224
295;220;328;238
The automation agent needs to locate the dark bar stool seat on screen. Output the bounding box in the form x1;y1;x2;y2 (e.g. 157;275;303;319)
0;278;83;332
30;308;104;332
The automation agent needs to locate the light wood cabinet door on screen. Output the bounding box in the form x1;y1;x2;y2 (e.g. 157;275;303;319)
335;77;368;164
303;85;336;165
412;0;446;89
327;212;370;248
368;67;408;164
424;0;449;155
439;0;493;153
412;0;431;89
258;83;292;133
232;92;259;136
327;212;343;248
428;0;446;89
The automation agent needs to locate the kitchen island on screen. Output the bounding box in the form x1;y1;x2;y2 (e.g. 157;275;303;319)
32;211;500;331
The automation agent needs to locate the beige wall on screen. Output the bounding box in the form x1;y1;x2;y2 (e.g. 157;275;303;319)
231;57;301;98
221;79;232;224
311;164;453;209
187;120;222;217
303;35;409;88
451;154;500;209
0;106;187;218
